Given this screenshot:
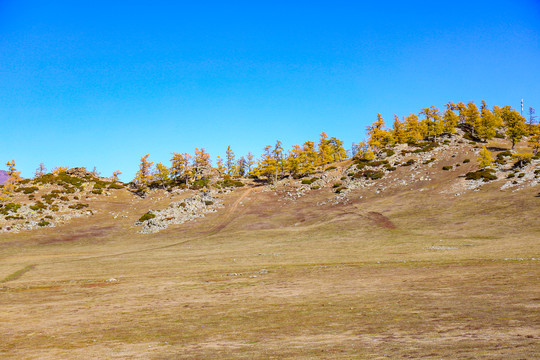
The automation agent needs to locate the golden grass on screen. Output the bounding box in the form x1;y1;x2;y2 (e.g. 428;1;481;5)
0;172;539;358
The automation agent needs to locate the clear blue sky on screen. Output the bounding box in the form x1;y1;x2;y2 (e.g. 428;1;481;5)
1;0;539;181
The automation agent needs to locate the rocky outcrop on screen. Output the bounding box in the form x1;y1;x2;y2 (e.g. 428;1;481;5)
137;192;222;233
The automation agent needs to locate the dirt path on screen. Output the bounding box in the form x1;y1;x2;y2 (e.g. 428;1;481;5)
207;187;253;234
44;187;256;265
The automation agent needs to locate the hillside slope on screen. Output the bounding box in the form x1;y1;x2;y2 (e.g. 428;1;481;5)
0;137;539;359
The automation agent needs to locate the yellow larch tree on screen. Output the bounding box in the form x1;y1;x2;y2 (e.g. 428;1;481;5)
154;162;170;189
403;113;423;143
225;145;235;175
443;103;459;134
367;113;394;150
1;160;22;203
392;115;408;143
478;146;494;169
134;154;154;189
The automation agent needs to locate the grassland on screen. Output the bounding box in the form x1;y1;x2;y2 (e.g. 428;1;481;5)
1;160;539;358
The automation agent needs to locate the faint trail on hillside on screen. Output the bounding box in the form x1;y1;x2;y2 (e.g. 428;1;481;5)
206;187;253;235
1;265;35;283
45;187;256;265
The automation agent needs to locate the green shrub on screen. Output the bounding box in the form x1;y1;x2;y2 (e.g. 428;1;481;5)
30;201;47;211
442;166;452;171
37;221;50;227
310;185;320;190
91;189;103;195
204;200;214;206
340;176;347;180
518;173;525;178
369;160;389;167
17;186;39;194
332;182;342;188
179;202;186;207
402;159;415;166
326;166;337;171
190;178;209;190
507;173;515;178
60;196;69;201
68;203;89;210
386;166;397;171
301;177;318;185
334;186;348;193
138;212;156;222
356;170;384;180
465;169;497;182
5;215;24;220
496;151;512;160
463;159;470;163
0;203;21;215
216;177;244;188
108;183;124;189
382;148;395;157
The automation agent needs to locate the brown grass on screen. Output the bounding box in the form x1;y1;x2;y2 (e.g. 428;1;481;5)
0;149;539;359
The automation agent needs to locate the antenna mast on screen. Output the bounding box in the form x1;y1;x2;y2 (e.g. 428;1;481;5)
521;99;523;116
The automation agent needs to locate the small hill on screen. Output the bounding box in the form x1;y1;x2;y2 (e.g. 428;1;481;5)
0;133;539;359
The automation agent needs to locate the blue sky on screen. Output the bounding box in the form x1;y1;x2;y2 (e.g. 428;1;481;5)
1;0;539;181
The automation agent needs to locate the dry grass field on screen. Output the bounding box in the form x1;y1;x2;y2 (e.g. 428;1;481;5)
1;158;539;359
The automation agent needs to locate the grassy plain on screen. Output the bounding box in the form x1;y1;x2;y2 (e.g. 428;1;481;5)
0;173;539;359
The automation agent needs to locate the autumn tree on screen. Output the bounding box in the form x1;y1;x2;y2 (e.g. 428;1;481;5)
300;141;317;175
420;106;443;140
317;132;333;168
91;166;100;177
403;113;423;143
245;152;255;175
442;103;459;134
501;106;528;148
112;170;122;182
236;156;247;177
52;166;68;175
478;146;494;169
352;141;374;161
170;152;192;184
528;124;540;154
225;145;236;175
154;162;170;188
477;100;500;141
367;114;394;149
254;145;277;183
134;154;154;189
193;148;211;180
0;160;21;203
35;163;47;177
215;156;225;174
272;140;285;179
392;115;408;143
328;136;347;162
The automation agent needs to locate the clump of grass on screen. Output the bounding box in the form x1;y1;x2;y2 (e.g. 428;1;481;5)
463;159;470;163
442;166;452;171
138;212;156;222
301;177;318;185
68;203;89;210
465;169;497;182
402;159;415;166
0;203;21;215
